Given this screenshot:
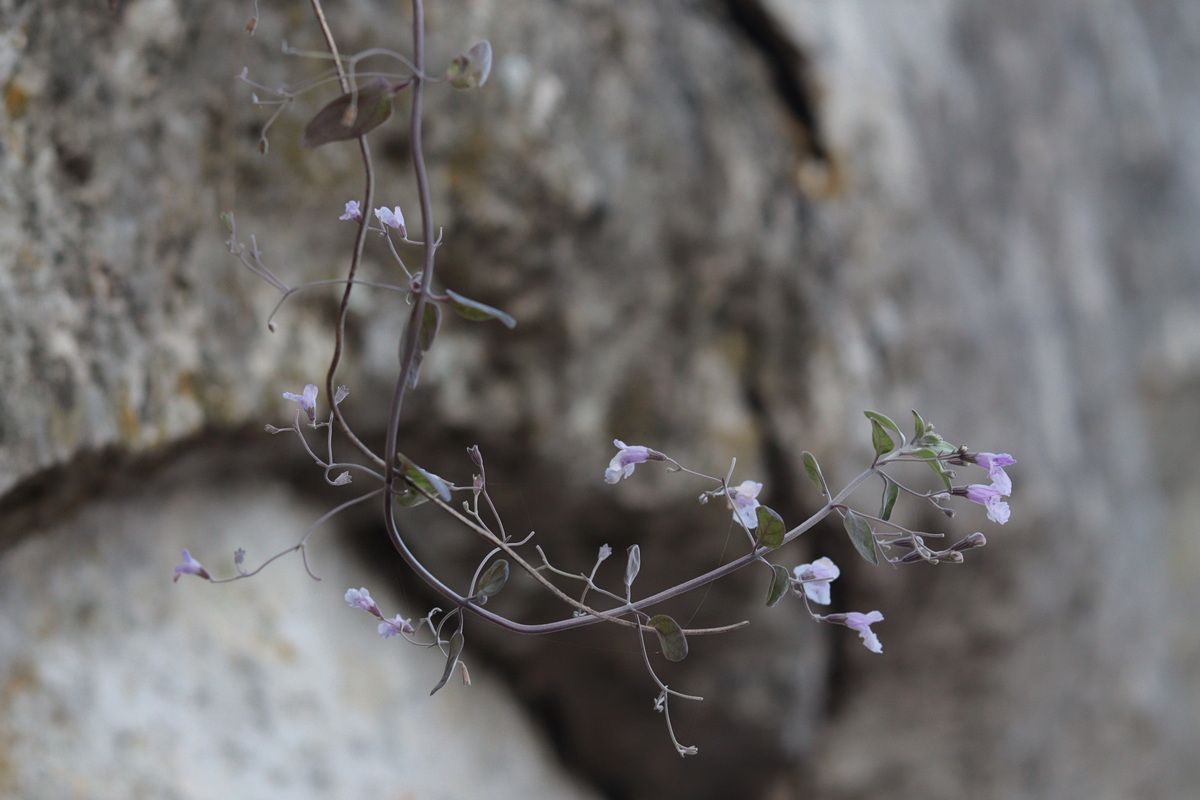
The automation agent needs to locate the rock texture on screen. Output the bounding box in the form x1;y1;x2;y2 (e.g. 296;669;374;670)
0;448;601;799
2;0;1199;798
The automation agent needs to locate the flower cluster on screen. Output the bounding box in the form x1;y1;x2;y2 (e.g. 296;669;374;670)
792;556;885;652
958;452;1015;524
605;440;888;652
338;200;406;239
345;587;414;638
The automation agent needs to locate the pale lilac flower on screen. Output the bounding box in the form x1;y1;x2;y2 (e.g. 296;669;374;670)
794;556;840;605
605;439;653;484
173;549;210;582
331;471;352;486
730;480;763;529
974;452;1015;495
378;614;414;638
332;385;349;405
345;587;380;615
339;200;362;221
843;611;885;653
964;483;1011;524
283;384;318;423
374;205;406;236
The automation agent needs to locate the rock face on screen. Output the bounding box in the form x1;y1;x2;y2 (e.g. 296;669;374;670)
0;449;603;800
2;0;1199;798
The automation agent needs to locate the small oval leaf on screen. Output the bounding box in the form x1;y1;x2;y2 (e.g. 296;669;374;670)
649;614;688;662
765;564;791;607
624;544;641;588
911;409;928;440
475;559;509;601
801;451;826;496
396;459;451;506
868;418;895;457
756;505;786;549
864;410;903;437
301;78;395;148
445;289;516;329
843;510;879;566
879;477;899;522
429;630;465;695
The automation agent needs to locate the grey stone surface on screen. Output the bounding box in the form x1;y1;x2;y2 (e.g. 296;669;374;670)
0;449;601;800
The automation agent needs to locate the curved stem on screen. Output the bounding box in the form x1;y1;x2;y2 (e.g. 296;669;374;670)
378;466;876;636
329;139;383;466
351;0;883;641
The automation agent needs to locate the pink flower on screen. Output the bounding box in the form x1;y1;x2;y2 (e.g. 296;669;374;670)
173;549;210;582
730;480;763;529
793;557;840;605
822;611;885;652
374;205;406;236
344;587;380;615
605;439;653;484
963;483;1011;524
843;611;885;653
283;384;318;424
339;200;362;221
974;452;1015;495
378;614;414;638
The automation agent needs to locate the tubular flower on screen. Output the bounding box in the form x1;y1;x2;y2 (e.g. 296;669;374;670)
793;557;840;605
605;440;654;484
730;480;763;529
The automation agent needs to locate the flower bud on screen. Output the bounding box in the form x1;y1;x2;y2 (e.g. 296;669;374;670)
951;532;987;551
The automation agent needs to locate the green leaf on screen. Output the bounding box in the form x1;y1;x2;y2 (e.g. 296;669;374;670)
756;506;786;549
445;289;516;329
765;564;791;607
864;410;903;438
879;477;899;522
912;438;956;456
649;615;688;662
869;418;895;457
429;630;465;695
395;460;451;507
418;302;441;353
910;445;954;492
447;40;493;89
927;458;953;492
911;409;928;440
624;544;641;588
301;78;395;148
474;559;509;601
843;510;879;566
801;451;826;496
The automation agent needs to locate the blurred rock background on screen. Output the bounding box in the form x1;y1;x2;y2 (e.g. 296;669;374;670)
1;0;1197;797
